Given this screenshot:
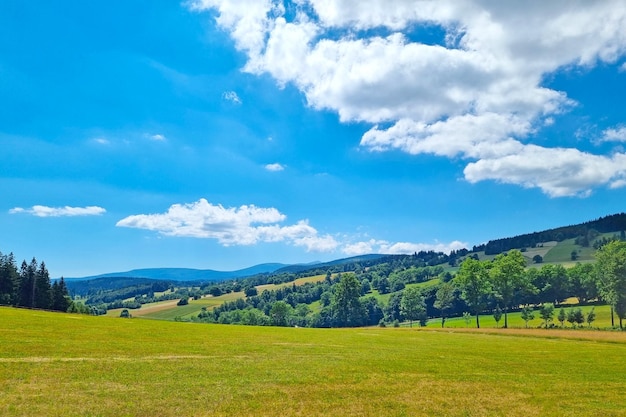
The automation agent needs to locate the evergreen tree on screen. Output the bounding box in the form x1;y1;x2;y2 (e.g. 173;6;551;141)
51;277;71;312
18;259;37;308
0;252;19;305
34;261;52;310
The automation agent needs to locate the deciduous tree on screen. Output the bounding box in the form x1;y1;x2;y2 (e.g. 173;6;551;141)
400;287;426;328
455;258;491;328
539;303;554;328
595;241;626;329
490;250;530;328
521;306;535;328
331;273;365;327
434;282;455;328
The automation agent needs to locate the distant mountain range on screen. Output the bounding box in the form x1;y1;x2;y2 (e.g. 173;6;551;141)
66;263;292;282
64;254;388;283
63;213;626;284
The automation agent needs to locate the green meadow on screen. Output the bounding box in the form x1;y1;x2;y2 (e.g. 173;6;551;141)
2;307;626;416
426;303;614;329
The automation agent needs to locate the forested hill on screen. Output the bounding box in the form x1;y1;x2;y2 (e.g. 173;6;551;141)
70;263;289;282
480;213;626;255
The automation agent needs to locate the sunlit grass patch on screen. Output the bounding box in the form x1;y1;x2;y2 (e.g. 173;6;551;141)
2;306;626;416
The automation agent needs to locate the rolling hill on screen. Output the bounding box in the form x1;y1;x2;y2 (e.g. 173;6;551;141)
65;263;289;282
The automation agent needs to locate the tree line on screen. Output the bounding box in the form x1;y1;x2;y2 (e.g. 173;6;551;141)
183;240;626;330
0;252;71;312
455;241;626;329
481;213;626;254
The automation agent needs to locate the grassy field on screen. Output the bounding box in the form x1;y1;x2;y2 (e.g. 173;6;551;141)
2;306;626;416
542;238;595;263
107;275;330;321
255;274;328;293
426;303;614;329
368;278;440;305
106;290;247;320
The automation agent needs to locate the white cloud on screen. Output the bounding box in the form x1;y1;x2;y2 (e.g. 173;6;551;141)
9;205;106;217
342;238;468;256
189;0;626;197
601;126;626;142
464;145;626;197
117;199;473;255
342;240;376;255
93;138;110;145
116;199;338;251
149;134;166;141
222;90;242;104
265;162;285;171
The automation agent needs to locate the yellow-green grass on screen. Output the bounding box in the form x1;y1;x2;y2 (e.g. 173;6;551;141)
114;276;329;321
522;241;557;260
428;304;614;329
542;238;595;263
368;278;440;305
255;274;327;293
2;306;626;416
107;291;247;320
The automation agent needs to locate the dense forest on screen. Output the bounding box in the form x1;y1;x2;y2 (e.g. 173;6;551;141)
480;213;626;254
0;252;73;312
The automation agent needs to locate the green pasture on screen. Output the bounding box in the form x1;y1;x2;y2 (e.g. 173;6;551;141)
426;303;614;329
542;238;595;263
2;306;626;416
255;274;327;293
106;291;247;320
368;278;440;305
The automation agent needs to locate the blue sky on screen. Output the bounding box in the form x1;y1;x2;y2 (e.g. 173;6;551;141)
2;1;626;278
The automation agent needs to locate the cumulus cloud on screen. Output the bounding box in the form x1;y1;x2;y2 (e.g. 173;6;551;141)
116;199;468;255
9;205;106;217
342;239;468;256
265;162;285;171
464;145;626;197
601;126;626;142
222;90;242;104
188;0;626;197
116;199;338;251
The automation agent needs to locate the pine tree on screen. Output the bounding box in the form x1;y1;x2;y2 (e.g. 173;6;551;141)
34;261;52;310
51;277;71;312
18;259;37;308
0;252;19;305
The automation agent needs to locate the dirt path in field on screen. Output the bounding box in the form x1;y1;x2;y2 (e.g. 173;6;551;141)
131;299;180;316
108;299;181;317
424;327;626;343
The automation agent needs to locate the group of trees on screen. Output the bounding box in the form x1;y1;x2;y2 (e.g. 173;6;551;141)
0;252;71;312
481;214;626;255
185;242;626;329
455;242;626;329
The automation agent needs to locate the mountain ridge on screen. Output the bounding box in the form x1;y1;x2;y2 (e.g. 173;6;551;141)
64;263;290;282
